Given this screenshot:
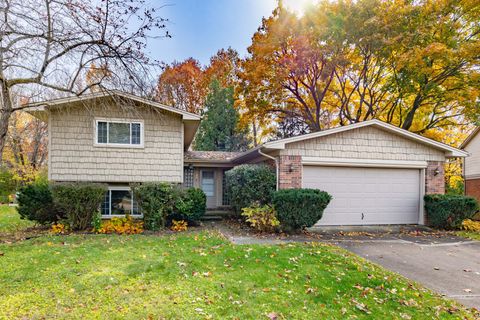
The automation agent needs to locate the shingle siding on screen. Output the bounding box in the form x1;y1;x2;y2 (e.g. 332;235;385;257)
280;126;445;162
49;102;183;183
464;132;480;179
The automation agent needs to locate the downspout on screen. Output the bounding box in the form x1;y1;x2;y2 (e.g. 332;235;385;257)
258;148;279;191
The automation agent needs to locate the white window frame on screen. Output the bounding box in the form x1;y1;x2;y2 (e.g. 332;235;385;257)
102;186;142;218
94;118;144;148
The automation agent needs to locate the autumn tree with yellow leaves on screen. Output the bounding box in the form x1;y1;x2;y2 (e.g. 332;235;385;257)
238;0;479;141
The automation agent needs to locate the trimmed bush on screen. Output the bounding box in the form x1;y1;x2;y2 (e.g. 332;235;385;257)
134;184;206;229
424;194;479;229
225;164;276;215
273;188;332;231
181;188;206;222
132;182;182;230
17;181;61;224
51;183;107;231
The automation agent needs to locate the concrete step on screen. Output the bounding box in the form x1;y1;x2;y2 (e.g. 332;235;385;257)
201;215;224;221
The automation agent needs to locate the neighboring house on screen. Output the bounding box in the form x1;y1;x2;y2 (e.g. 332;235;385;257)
26;91;468;226
461;127;480;202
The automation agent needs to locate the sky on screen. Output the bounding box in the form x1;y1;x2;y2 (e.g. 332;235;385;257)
148;0;278;66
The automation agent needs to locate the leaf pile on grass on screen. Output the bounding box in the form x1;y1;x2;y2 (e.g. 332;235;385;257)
0;232;477;319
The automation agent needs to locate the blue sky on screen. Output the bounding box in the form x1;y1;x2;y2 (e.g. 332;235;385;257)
149;0;277;66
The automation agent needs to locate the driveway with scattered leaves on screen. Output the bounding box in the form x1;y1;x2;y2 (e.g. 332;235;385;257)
336;236;480;310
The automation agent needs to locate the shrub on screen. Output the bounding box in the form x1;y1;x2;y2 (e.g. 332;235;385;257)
185;188;206;221
132;182;181;230
225;164;276;215
241;203;279;232
51;183;107;231
17;181;61;224
273;188;332;231
424;194;479;229
462;219;480;232
173;188;206;223
171;220;188;232
97;215;144;234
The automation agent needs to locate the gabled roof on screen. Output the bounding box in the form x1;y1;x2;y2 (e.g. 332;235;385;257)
234;119;468;160
461;127;480;149
23;89;202;121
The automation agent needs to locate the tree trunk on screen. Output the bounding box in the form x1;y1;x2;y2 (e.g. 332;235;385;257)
0;81;14;163
401;94;423;131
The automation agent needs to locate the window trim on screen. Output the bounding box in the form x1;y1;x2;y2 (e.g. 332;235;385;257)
101;186;142;219
94;118;144;148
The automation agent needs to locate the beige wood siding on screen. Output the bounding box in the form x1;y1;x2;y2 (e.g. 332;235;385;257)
465;133;480;179
49;101;183;183
280;126;445;162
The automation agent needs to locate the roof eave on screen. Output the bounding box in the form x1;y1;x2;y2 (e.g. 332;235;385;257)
461;127;480;149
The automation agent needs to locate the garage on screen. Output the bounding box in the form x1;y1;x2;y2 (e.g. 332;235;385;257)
237;120;468;226
303;166;421;226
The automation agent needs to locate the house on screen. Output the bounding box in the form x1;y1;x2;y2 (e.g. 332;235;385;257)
26;90;468;226
461;127;480;202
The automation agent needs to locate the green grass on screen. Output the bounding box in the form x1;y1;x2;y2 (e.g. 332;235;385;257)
457;231;480;241
0;232;477;319
0;205;34;235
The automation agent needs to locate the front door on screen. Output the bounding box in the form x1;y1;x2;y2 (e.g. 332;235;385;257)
201;170;216;208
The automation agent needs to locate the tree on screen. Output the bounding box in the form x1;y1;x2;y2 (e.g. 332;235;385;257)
0;0;169;160
4;111;47;184
377;0;480;133
238;0;479;142
156;48;241;114
155;58;206;113
194;80;250;152
204;48;240;89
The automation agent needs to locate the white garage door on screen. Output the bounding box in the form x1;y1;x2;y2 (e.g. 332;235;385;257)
302;166;421;226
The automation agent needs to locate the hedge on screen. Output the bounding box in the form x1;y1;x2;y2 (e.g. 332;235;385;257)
225;164;276;215
132;183;206;230
17;181;62;224
424;194;479;229
51;183;107;230
273;188;332;231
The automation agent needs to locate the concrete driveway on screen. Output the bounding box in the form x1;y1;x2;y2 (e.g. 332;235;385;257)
334;235;480;310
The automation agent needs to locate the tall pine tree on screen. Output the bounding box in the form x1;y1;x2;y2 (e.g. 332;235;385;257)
194;80;250;151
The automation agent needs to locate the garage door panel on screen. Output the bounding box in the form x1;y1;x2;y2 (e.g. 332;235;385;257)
302;166;420;226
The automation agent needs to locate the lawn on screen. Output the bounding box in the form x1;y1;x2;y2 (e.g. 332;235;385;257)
0;205;34;235
457;231;480;241
0;207;477;319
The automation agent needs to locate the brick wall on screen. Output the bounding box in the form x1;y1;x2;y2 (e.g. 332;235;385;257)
466;178;480;202
278;155;302;189
425;161;445;194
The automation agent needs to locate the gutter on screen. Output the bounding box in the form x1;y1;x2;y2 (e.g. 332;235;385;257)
258;148;279;190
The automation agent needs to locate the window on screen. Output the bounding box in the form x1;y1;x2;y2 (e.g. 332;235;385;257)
101;188;141;217
95;119;143;147
201;170;215;197
183;166;194;188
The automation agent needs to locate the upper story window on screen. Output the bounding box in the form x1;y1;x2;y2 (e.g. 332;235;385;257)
95;119;144;147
